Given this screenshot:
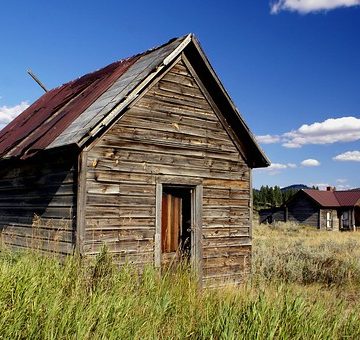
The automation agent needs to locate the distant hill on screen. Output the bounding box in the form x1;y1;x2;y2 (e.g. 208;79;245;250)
281;184;310;192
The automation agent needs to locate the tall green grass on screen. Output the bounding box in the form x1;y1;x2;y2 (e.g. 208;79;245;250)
0;223;360;338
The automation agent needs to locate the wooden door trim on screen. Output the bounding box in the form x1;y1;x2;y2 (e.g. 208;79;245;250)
155;180;203;277
155;183;162;268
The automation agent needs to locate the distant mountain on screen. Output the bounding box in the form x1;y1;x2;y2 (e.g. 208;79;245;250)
280;184;310;192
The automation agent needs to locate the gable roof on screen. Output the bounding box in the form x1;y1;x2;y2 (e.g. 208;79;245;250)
302;189;360;208
0;34;269;168
0;56;140;160
334;191;360;206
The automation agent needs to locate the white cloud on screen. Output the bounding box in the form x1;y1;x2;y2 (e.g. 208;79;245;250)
334;179;352;190
256;134;281;144
309;181;354;190
271;0;360;14
301;159;320;167
309;182;330;190
283;117;360;148
336;184;352;190
0;101;29;130
259;117;360;148
333;150;360;162
268;163;288;170
255;162;297;175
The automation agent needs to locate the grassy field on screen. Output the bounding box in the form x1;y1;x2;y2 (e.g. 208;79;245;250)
1;223;360;338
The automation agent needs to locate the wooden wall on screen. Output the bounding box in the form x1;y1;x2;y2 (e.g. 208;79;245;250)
338;208;355;230
259;207;286;224
319;209;339;230
84;59;251;286
287;193;319;227
0;149;77;255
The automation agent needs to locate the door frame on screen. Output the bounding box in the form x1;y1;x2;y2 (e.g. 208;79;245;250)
326;211;332;230
155;177;203;277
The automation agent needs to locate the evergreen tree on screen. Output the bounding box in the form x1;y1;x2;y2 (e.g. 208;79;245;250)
253;185;300;209
259;186;267;209
253;189;259;210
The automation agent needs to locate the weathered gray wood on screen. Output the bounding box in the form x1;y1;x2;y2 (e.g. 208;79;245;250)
4;224;74;243
182;54;248;162
194;185;203;286
0;150;77;254
154;183;162;268
76;151;88;254
249;171;253;242
83;58;251;285
287;192;319;227
4;234;74;254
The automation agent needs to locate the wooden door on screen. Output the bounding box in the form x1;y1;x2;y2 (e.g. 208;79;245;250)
161;193;182;258
161;193;183;265
155;184;201;273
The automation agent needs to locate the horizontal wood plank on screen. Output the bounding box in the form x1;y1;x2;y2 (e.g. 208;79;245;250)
83;58;251;285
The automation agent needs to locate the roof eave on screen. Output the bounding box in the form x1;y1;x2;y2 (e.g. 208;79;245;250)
184;35;270;168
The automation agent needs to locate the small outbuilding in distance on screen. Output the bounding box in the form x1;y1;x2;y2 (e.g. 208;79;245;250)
259;187;360;231
0;34;269;287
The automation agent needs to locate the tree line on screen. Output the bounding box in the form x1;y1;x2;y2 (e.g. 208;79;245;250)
253;185;318;211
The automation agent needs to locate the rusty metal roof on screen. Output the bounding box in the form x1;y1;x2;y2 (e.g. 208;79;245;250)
0;37;185;160
303;189;340;207
303;189;360;207
48;35;190;151
334;191;360;207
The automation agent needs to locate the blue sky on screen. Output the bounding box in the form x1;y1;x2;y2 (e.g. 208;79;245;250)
0;0;359;189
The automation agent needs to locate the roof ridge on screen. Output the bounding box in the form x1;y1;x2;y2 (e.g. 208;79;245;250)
48;35;191;93
0;34;191;159
48;56;137;93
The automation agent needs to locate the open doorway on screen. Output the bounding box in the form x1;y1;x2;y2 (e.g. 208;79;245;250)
355;206;360;229
155;181;202;274
161;186;192;266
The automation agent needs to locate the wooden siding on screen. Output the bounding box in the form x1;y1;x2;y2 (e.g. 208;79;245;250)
338;208;355;230
287;193;319;227
84;59;251;285
319;209;339;230
259;207;286;224
0;149;77;255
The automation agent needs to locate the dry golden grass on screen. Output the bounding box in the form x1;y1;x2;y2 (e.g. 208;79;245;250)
253;221;360;287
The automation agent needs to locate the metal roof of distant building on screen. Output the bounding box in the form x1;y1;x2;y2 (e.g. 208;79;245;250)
303;189;340;207
334;190;360;206
303;189;360;207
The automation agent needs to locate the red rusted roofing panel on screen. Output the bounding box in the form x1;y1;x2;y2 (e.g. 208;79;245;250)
334;191;360;207
303;189;340;207
303;189;360;207
0;55;140;159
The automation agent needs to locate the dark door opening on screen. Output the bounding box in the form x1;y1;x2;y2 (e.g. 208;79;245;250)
355;207;360;229
161;186;192;266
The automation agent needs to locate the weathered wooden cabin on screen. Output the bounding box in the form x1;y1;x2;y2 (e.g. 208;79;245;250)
0;34;269;286
259;188;360;231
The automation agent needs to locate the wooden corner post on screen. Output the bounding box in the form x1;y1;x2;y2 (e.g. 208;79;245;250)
76;150;88;255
